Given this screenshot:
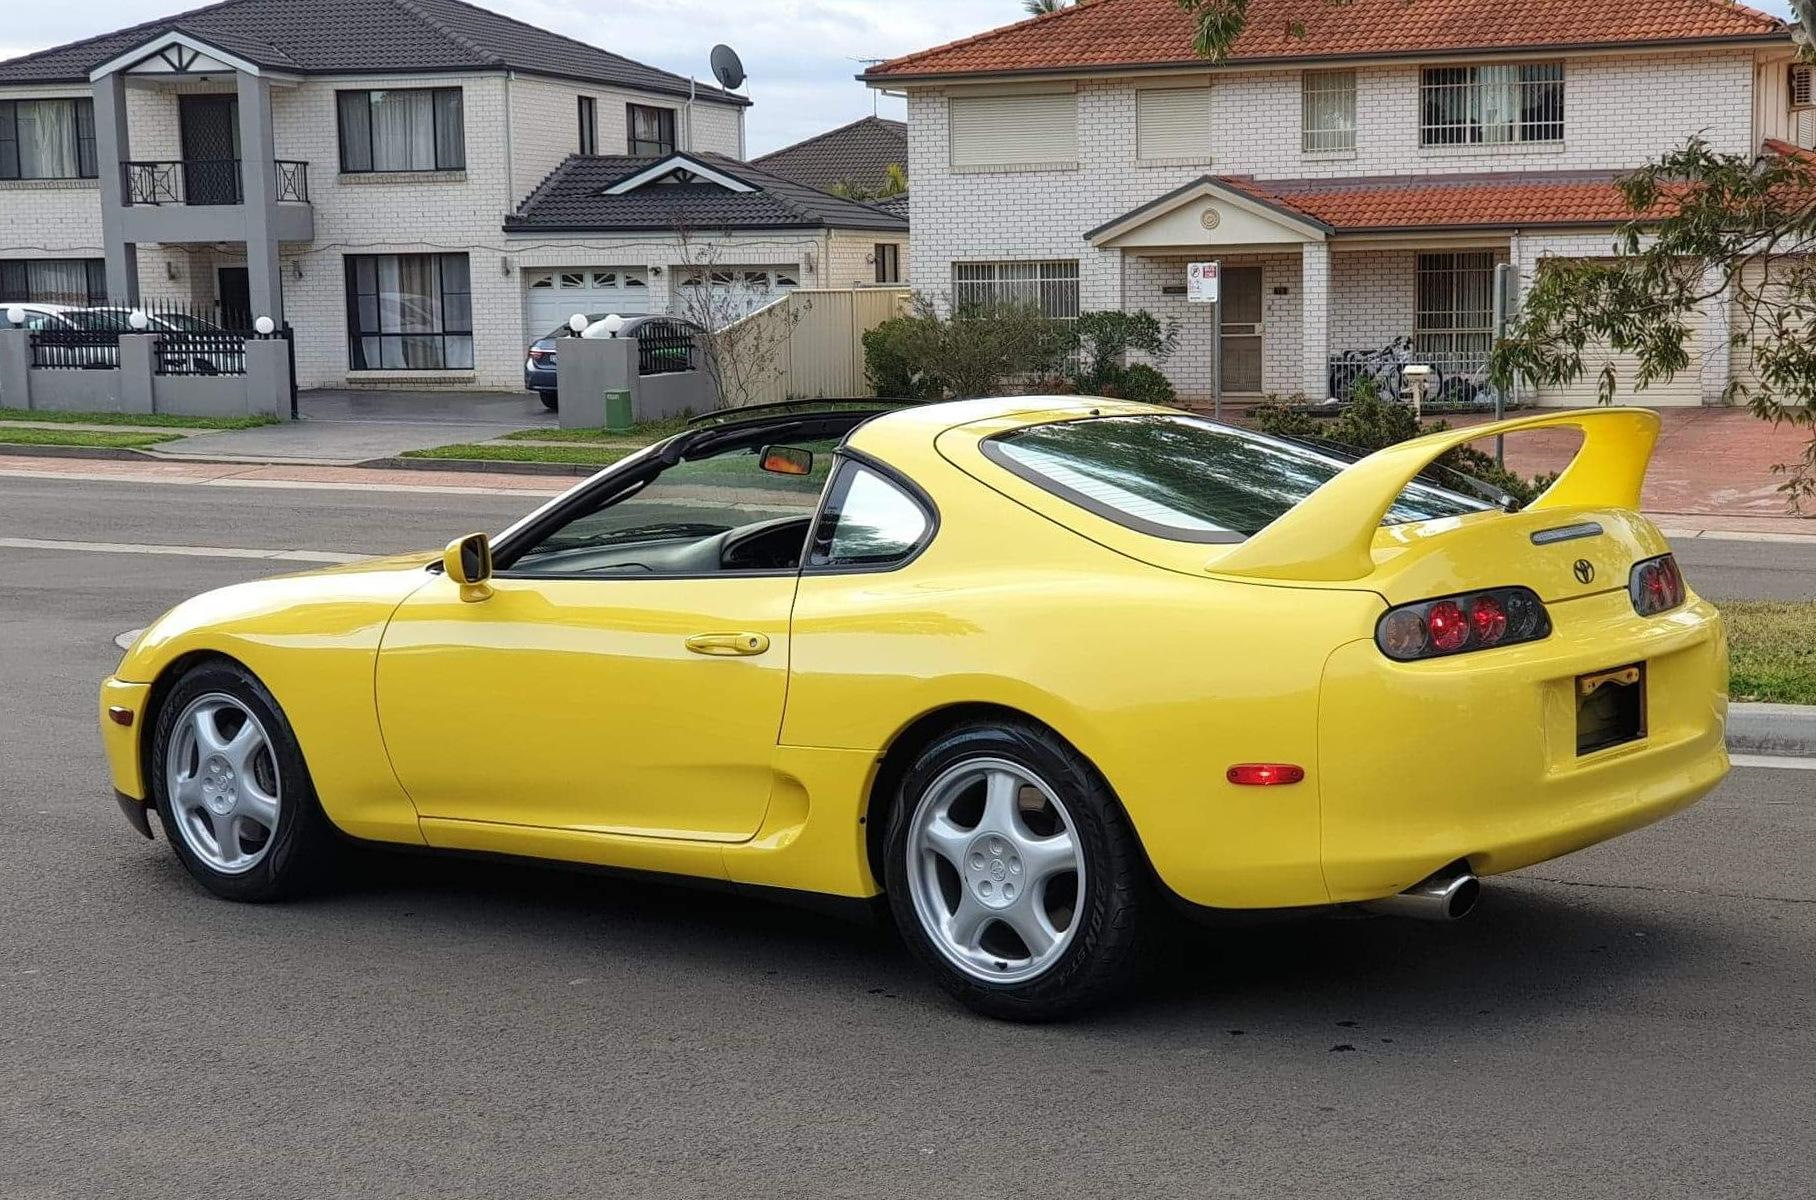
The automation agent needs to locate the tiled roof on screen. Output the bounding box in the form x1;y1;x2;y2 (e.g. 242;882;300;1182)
505;153;910;233
874;192;911;219
0;0;747;104
865;0;1786;81
752;117;908;195
1259;171;1676;231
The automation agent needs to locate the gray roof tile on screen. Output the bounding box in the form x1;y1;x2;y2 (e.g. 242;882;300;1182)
0;0;746;105
751;116;907;194
505;152;910;233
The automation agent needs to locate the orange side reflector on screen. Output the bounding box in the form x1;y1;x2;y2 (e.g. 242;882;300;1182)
1226;763;1303;786
107;706;134;727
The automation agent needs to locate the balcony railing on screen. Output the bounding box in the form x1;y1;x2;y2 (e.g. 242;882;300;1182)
1327;344;1511;411
120;160;310;206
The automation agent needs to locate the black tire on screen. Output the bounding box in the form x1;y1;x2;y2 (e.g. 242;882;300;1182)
539;391;559;412
148;660;335;902
883;720;1154;1021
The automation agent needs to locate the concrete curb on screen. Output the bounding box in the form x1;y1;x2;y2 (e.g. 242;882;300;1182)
363;455;600;478
1727;702;1816;757
0;442;152;463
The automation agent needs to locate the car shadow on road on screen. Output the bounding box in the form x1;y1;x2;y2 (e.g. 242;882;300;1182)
244;842;1704;1038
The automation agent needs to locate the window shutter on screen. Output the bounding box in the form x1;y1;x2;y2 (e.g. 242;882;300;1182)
948;93;1077;167
1792;64;1814;111
1136;88;1211;160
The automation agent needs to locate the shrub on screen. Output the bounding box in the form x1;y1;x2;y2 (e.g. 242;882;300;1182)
861;296;1071;400
862;320;942;400
1096;362;1178;405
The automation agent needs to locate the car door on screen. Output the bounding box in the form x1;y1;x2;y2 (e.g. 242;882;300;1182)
375;438;834;844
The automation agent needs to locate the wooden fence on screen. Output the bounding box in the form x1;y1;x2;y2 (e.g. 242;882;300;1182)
719;287;910;407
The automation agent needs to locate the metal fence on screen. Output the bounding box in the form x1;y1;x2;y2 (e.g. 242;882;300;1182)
636;320;697;375
29;329;120;370
1326;346;1511;411
120;159;310;206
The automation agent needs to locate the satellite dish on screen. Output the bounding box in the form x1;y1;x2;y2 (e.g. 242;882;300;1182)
710;44;746;91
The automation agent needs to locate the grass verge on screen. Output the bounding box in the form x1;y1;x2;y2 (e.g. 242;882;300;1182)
1721;601;1816;706
400;442;634;467
0;407;276;430
0;427;180;449
498;414;691;445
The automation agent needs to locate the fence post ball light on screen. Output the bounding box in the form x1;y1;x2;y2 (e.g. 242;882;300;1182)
567;312;590;334
254;316;276;336
601;313;625;338
128;310;151;331
5;306;24;327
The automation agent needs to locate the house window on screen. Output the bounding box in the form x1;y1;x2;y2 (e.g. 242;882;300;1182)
337;88;465;173
0;258;106;304
578;96;597;155
1136;87;1211;161
1301;70;1356;153
1415;251;1496;369
0;99;98;180
874;243;901;284
948;93;1078;168
344;253;473;370
952;260;1079;320
1420;63;1563;146
627;104;676;156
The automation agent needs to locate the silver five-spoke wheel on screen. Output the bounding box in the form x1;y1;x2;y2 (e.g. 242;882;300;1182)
164;693;282;875
905;757;1085;984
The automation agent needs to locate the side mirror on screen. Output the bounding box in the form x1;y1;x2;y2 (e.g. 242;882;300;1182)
443;532;493;602
760;445;814;477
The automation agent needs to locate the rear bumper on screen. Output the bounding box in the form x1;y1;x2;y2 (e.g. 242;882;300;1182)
524;362;557;392
1315;591;1728;902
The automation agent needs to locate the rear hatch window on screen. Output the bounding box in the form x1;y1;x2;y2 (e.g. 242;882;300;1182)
982;414;1488;544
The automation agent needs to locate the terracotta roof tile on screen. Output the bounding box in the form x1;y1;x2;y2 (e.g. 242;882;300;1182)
867;0;1785;80
1258;172;1671;230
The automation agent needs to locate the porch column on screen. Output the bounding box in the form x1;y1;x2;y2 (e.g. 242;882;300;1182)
236;72;284;325
1300;240;1331;400
93;73;140;306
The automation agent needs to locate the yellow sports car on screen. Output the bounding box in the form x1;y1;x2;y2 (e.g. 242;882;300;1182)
100;397;1727;1019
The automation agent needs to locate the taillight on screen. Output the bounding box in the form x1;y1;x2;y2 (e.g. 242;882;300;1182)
529;348;555;363
1375;586;1551;661
1629;554;1686;616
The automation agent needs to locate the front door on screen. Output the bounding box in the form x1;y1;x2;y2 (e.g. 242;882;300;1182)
1219;266;1264;395
374;437;836;843
217;268;251;328
179;95;241;205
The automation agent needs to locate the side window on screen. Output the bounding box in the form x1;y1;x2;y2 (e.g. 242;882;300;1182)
810;462;931;569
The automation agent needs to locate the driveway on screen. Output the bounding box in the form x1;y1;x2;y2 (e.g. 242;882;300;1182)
150;389;554;464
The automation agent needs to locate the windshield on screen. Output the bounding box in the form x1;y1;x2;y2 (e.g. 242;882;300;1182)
985;414;1488;542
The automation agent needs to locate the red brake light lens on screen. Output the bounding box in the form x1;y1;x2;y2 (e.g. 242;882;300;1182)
1629;554;1686;616
1375;586;1552;662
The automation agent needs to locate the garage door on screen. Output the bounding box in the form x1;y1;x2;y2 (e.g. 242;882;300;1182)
524;268;650;336
674;267;799;321
1529;258;1708;408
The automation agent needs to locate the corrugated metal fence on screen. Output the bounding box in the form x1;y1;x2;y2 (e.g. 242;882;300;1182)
723;287;910;407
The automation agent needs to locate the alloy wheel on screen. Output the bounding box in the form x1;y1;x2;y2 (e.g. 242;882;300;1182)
164;693;282;875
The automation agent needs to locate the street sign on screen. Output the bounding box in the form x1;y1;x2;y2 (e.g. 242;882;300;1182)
1186;261;1220;304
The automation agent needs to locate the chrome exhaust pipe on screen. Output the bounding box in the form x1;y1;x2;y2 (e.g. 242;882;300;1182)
1361;866;1480;922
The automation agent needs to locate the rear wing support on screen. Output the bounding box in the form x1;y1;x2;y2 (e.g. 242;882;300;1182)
1210;408;1661;583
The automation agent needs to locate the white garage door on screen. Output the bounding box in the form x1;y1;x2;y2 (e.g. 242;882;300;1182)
673;267;799;321
524;268;650;336
1528;258;1707;408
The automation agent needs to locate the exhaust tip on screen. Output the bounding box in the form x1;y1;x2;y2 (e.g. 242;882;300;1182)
1446;875;1481;920
1358;865;1481;922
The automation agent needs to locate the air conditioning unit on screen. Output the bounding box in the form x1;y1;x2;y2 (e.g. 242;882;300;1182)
1792;63;1814;111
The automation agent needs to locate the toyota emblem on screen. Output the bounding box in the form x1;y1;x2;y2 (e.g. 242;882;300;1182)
1573;559;1596;584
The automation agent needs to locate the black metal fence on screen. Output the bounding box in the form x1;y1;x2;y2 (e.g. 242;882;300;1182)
29;329;120;370
636;320;698;375
119;160;309;206
22;303;276;377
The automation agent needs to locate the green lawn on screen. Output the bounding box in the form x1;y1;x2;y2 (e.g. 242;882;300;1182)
498;414;691;445
1722;601;1816;706
0;427;180;449
400;442;636;467
0;407;275;430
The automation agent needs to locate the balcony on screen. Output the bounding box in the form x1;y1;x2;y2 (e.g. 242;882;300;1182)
116;159;313;242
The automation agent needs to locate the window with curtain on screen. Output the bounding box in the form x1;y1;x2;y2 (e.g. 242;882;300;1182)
337;88;464;172
627;104;676;156
873;243;901;284
1415;251;1496;370
344;253;473;370
0;258;106;304
951;260;1079;320
1421;63;1563;146
578;96;597;155
1301;70;1356;153
0;99;98;180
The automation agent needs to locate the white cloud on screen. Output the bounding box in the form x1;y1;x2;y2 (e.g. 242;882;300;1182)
1;0;1804;154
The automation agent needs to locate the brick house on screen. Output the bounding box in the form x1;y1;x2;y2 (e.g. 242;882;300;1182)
0;0;889;392
863;0;1813;407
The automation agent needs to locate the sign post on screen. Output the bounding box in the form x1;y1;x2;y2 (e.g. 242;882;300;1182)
1187;261;1222;418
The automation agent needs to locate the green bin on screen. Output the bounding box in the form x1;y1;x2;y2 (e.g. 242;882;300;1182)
603;388;633;433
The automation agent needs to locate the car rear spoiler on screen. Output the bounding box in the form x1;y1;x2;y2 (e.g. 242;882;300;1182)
1210;408;1661;583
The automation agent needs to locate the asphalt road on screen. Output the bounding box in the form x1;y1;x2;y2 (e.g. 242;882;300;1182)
2;473;1814;1199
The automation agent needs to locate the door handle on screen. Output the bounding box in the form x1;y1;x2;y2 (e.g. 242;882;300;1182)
684;632;770;657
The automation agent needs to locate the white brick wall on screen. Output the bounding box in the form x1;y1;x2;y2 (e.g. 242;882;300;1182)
906;49;1763;403
826;232;906;290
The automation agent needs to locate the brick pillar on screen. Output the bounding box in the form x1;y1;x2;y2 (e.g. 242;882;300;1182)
1300;240;1331;400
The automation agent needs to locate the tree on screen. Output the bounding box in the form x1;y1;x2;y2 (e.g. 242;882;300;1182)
1024;0;1072;14
829;162;908;202
666;220;808;409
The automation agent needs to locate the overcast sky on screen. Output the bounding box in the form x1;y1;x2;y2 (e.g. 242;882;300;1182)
0;0;1802;155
